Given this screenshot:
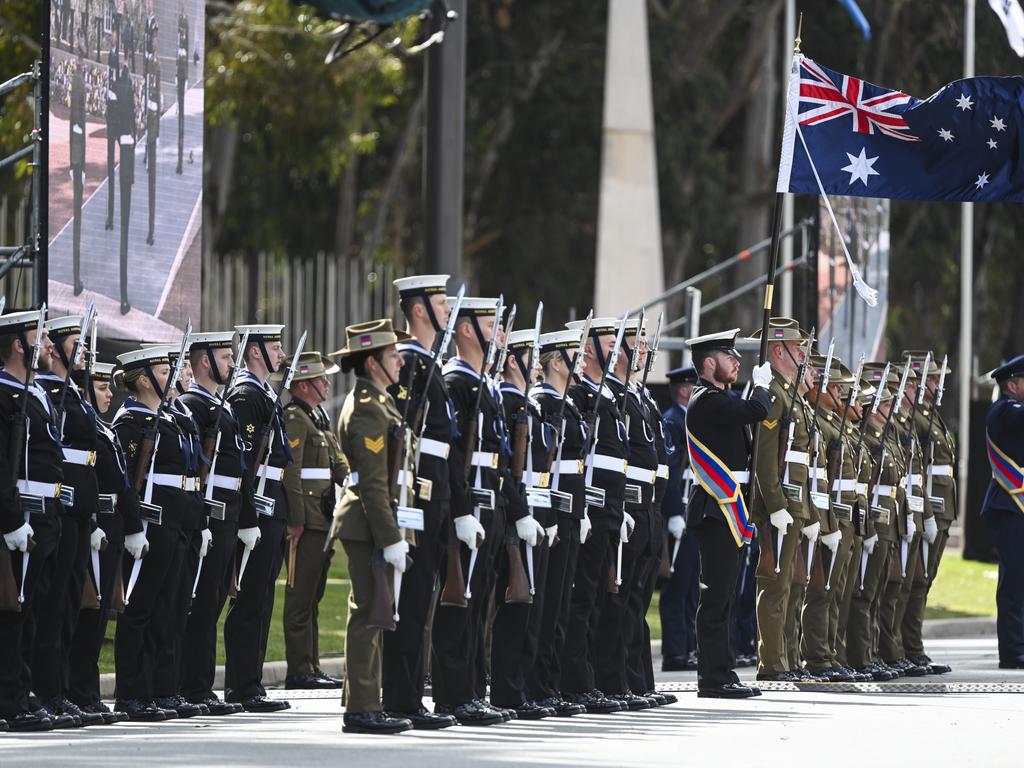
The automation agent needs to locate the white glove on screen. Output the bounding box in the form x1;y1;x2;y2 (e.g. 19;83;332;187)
903;513;917;542
801;521;820;543
923;516;938;544
545;525;558;548
3;522;33;553
862;534;879;556
90;527;107;552
820;530;841;553
454;514;485;550
579;513;592;544
237;526;261;550
667;515;686;540
751;361;773;390
382;540;409;573
124;531;149;560
620;511;636;543
516;516;545;547
769;509;794;535
199;528;213;557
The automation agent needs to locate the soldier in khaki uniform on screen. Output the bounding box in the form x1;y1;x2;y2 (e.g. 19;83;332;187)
331;320;414;735
750;318;816;682
281;352;348;690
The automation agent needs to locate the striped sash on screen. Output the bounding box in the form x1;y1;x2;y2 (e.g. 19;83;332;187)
987;431;1024;513
686;429;754;547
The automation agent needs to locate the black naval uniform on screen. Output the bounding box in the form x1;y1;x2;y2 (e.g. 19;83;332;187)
0;372;65;728
112;398;189;711
685;376;771;692
175;12;189;174
145;48;160;245
115;62;136;316
70;61;86;294
105;43;120;230
382;340;459;714
560;373;627;709
431;359;504;713
526;382;586;707
224;371;292;706
179;381;257;711
33;372;100;711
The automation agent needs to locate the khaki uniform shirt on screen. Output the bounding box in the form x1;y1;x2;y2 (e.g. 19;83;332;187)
753;368;812;524
283;399;348;532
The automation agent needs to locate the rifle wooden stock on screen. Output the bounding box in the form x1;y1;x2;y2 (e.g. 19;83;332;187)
807;543;826;594
888;547;904;583
792;538;807;587
287;536;298;589
386;424;405;500
607;562;619;594
914;543;927;584
658;535;671;578
439;541;468;607
132;435;156;494
367;551;397;631
504;538;532;604
80;568;101;609
110;561;126;613
510;418;529;484
754;523;778;580
0;549;19;612
199;430;217;486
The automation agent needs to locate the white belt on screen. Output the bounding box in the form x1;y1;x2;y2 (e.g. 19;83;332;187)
809;467;827;482
63;448;97;467
17;479;61;498
119;135;135;146
656;464;669;480
420;437;451;460
731;471;750;483
210;474;242;492
930;464;953;477
785;450;809;465
832;479;858;493
300;467;332;481
471;451;499;470
591;454;627;475
908;474;923;488
261;465;284;482
875;484;898;498
856;482;867;495
625;465;656;484
151;473;186;489
186;477;200;492
555;459;584;476
526;471;550;488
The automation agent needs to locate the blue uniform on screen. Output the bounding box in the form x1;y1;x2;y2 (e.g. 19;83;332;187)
982;394;1024;665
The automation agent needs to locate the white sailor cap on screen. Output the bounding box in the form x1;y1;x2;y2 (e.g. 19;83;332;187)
0;309;45;333
448;297;500;317
117;345;176;371
91;362;116;382
506;329;537;350
190;331;235;350
566;316;619;337
234;324;284;341
623;315;647;336
393;274;450;297
685;328;742;358
540;328;581;354
142;340;192;363
45;315;84;337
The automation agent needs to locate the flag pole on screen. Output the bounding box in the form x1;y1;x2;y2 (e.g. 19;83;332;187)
780;0;797;317
958;0;975;521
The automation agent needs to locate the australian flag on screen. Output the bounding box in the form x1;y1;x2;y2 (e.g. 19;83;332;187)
777;56;1024;202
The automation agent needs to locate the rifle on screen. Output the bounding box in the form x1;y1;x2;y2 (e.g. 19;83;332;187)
248;330;309;488
55;300;96;434
921;355;948;579
640;311;663;392
545;311;592;472
198;327;250;487
804;338;834;594
829;355;864;544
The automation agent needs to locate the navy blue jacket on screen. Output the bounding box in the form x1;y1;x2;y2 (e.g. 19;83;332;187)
982;394;1024;515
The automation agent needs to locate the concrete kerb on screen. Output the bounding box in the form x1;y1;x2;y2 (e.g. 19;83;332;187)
96;617;995;698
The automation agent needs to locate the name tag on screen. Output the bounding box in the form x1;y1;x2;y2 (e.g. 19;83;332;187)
254;494;276;517
550;489;573;514
928;496;945;516
20;493;45;516
585;485;606;509
140;502;163;525
205;498;227;522
624;483;643;506
810;491;829;511
871;506;890;526
471;487;495;511
526;487;552;509
833;502;853;522
783;482;803;503
907;495;925;514
397;505;425;531
60;485;76;508
416;478;433;502
98;494;116;515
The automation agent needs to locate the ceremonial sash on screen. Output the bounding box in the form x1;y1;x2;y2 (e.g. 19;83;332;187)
686;429;754;547
986;431;1024;513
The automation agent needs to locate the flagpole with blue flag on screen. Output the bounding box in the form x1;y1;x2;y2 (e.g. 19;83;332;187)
959;0;976;522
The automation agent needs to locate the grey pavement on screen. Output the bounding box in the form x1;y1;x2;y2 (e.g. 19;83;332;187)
4;634;1022;766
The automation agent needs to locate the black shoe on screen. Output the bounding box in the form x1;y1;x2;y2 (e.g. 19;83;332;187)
661;655;689;672
7;710;53;732
698;682;761;699
856;665;889;682
116;699;166;722
910;654;951;674
105;219;113;231
235;695;291;713
735;654;756;668
146;234;154;246
176;164;183;175
650;691;678;705
387;706;455;730
188;695;243;716
0;719;6;731
999;658;1024;669
50;698;106;727
609;692;652;711
342;711;412;735
77;700;127;724
73;282;84;296
538;696;585;717
643;691;670;706
285;673;340;690
120;302;131;315
574;691;623;714
756;671;798;682
40;701;80;728
154;696;203;719
791;669;826;683
893;658;928;677
512;702;555;720
314;671;345;687
434;702;503;726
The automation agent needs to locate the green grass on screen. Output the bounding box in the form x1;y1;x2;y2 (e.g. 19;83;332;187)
923;552;997;620
97;548;993;672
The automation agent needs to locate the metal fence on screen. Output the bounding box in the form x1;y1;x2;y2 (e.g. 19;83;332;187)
0;192;36;308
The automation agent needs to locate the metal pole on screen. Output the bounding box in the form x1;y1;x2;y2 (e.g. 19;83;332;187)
33;52;48;308
958;0;975;522
423;0;466;285
780;0;795;317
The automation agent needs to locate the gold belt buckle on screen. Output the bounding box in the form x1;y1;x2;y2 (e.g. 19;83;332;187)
490;454;499;470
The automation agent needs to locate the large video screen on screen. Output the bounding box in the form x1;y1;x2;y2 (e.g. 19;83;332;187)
47;0;204;340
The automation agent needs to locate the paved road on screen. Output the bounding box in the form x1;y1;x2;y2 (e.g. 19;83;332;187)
2;637;1021;767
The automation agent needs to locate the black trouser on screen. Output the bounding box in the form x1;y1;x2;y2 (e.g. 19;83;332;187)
490;532;549;708
224;500;287;702
72;166;83;289
147;140;156;240
382;494;447;712
181;515;238;701
659;529;700;660
732;539;758;658
627;507;662;694
527;516;579;700
560;523;615;695
176;78;185;168
153;528;201;699
595;505;650;696
106;128;116;225
431;503;504;707
114;522;186;701
33;513;90;702
118;140;134;313
68;510;123;707
694;516;743;688
0;514;59;718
